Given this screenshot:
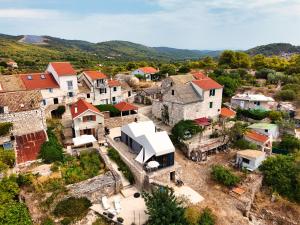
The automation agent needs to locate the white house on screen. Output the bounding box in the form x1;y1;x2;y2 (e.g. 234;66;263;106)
132;67;158;81
231;93;275;111
236;150;266;171
70;99;104;139
248;123;279;139
152;75;223;125
46;62;78;102
78;71;123;105
121;121;175;168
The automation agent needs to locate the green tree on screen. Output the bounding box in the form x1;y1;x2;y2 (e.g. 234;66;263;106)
279;134;300;153
143;187;188;225
198;208;216;225
160;64;177;75
218;50;237;68
252;54;268;70
171;120;202;143
235;52;251;68
215;76;239;97
275;90;296;101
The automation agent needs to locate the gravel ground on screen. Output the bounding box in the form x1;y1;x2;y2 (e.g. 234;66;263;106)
175;150;251;225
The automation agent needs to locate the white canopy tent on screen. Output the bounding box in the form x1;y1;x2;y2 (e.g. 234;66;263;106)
72;135;96;147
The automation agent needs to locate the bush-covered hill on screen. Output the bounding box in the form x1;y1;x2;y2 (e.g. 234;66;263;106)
246;43;300;56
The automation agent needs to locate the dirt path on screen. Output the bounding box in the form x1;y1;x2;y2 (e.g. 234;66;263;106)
175;150;250;225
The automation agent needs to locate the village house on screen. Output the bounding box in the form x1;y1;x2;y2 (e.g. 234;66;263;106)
0;90;47;164
70;99;104;140
248;123;279;140
121;121;175;169
45;62;78;102
244;130;272;154
231;93;275;111
236;150;266;171
6;59;18;69
78;71;123;105
131;67;158;81
120;81;134;103
152;74;223;126
135;87;162;105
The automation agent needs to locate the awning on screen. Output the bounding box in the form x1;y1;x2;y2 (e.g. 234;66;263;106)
72;135;96;147
147;161;160;168
194;117;211;126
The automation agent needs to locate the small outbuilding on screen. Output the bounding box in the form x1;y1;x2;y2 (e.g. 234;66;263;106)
114;101;138;116
248;123;279;139
236;150;266;171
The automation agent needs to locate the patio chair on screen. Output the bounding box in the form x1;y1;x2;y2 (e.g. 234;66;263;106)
114;197;121;214
102;196;110;210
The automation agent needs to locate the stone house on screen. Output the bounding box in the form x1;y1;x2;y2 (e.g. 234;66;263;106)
152;75;223;126
231;93;275;111
0;90;47;164
70;99;104;139
132;67;158;81
78;71;123;105
135;87;162;105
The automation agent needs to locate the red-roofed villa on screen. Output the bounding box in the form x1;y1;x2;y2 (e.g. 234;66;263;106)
132;67;159;81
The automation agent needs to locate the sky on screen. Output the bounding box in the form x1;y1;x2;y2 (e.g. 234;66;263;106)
0;0;300;50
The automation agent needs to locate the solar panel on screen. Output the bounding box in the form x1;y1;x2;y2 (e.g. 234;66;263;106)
40;74;46;79
27;75;32;80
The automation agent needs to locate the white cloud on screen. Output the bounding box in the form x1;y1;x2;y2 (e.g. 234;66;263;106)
0;8;61;19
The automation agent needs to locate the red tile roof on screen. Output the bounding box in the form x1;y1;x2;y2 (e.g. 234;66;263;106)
114;102;138;112
49;62;76;76
191;71;207;80
20;72;59;90
192;77;223;90
108;79;121;87
139;67;158;74
84;71;107;80
70;98;101;119
220;107;236;118
245;131;269;143
16;130;47;164
194;117;211;126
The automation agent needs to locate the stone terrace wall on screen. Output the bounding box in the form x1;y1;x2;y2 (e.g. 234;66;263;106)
67;171;121;203
105;114;137;129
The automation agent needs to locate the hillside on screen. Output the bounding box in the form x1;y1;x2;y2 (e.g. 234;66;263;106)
0;34;221;71
246;43;300;56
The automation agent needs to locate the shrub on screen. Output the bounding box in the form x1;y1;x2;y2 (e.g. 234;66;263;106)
0;149;15;168
96;104;120;117
278;134;300;153
198;208;216;225
107;148;135;184
0;122;13;136
53;197;91;219
275;90;296;101
268;111;283;122
233;139;257;150
171;120;202;143
39;129;64;163
211;165;240;187
184;206;200;225
237;109;269;120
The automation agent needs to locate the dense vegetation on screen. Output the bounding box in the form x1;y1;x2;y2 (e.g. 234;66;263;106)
0;122;13;136
39;128;64;163
61;150;105;184
0;147;15;173
171;120;203;143
107;148;135;184
0;176;32;225
260;153;300;203
96;104;121;117
211;165;240;187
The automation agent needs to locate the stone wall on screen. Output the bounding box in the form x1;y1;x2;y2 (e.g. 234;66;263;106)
67;171;121;203
0;109;47;136
105;114;137;129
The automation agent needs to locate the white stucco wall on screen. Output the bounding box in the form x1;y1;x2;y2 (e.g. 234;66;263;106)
236;153;266;171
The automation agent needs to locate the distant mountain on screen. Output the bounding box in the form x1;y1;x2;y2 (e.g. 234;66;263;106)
246;43;300;56
0;34;221;62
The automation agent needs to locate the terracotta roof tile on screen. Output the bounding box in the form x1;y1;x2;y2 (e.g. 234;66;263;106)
49;62;76;76
220;107;236;118
20;72;59;90
70;99;101;119
139;67;158;74
245;131;269;143
192;77;223;90
191;71;207;80
108;79;121;87
83;71;107;80
114;102;138;112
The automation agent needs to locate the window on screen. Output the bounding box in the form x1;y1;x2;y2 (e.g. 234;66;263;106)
100;88;106;94
87;93;90;98
171;90;175;95
68;92;74;97
0;106;4;114
67;81;73;90
170;82;173;87
112;97;116;102
48;88;53;93
242;158;250;164
264;129;268;133
53;98;59;104
83;115;96;122
42;100;46;106
209;89;216;96
128;91;131;97
209;102;213;108
113;87;117;92
254;101;261;106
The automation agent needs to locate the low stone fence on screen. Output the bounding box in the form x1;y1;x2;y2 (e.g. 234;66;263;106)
105;114;137;129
